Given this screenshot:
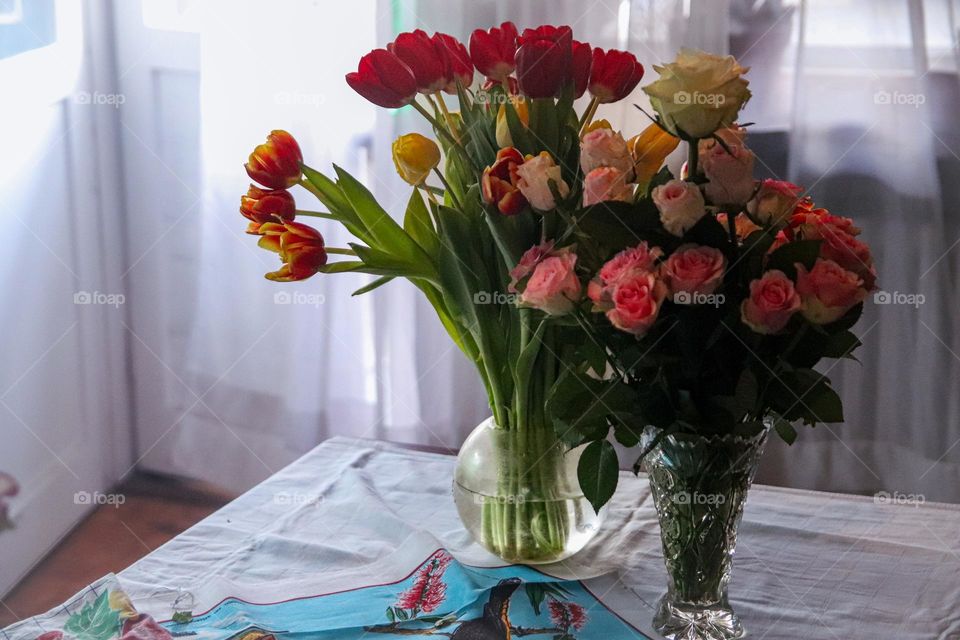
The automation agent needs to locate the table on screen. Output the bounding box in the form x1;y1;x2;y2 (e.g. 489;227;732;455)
117;437;960;639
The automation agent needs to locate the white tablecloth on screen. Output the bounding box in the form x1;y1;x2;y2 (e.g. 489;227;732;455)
119;437;960;639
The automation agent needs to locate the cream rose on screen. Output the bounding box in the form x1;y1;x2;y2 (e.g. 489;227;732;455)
515;151;570;211
700;140;756;205
582;167;634;206
642;48;751;139
748;179;803;226
652;179;707;236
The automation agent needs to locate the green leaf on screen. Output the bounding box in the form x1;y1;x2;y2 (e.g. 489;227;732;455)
821;330;862;359
766;239;822;280
577;440;620;513
350;243;436;281
301;165;371;244
352;276;394;296
804;382;844;424
525;584;545;616
774;417;798;444
403;189;440;259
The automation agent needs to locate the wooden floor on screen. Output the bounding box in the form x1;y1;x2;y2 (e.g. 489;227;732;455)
0;472;235;627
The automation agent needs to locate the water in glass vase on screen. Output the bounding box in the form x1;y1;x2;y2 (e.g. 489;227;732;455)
453;417;604;564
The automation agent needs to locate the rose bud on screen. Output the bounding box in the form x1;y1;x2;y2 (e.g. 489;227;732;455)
509;240;555;292
661;244;726;299
748;179;803;226
392;133;441;186
388;30;448;93
516;25;573;99
495;94;529;148
481;147;527;215
346;48;417;108
589;48;644;103
607;270;668;336
257;221;328;282
701;140;756;205
572;40;593;98
580;127;634;176
796;258;867;324
240;185;296;226
741;270;801;334
652;179;707;236
629;123;680;186
245;130;302;189
583;167;633;206
515;151;570;211
432;32;474;93
470;22;518;82
519;250;582;316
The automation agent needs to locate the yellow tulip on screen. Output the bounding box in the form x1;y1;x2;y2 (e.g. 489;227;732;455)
392;133;441;186
582;119;613;135
629;123;680;186
495;95;529;148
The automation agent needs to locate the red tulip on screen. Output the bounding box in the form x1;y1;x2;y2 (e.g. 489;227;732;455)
589;48;644;103
257;221;327;282
516;25;573;99
388;30;448;93
469;22;518;82
245;130;302;189
240;185;296;227
481;147;527;215
432;32;473;93
346;49;417;108
572;40;593;98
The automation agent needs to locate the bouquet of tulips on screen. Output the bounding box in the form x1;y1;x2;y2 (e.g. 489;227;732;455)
238;22;875;567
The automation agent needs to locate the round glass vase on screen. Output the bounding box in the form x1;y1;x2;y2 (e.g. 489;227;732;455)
453;417;604;564
642;423;770;640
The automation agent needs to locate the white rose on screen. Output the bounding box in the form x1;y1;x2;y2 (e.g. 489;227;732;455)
652;179;706;236
515;152;570;211
580;128;634;176
642;48;751;139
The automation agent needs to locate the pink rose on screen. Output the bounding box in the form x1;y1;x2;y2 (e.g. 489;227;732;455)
606;270;668;336
508;240;555;293
520;251;582;316
796;258;867;324
515;152;570;211
716;212;761;240
748;179;802;226
814;225;876;291
701;141;755;206
661;244;726;298
652;179;706;236
741;270;801;334
582;167;633;206
580;128;634;176
589;242;664;309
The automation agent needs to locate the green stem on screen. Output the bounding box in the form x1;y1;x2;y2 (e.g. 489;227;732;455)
432;168;464;211
325;247;356;256
686;139;700;180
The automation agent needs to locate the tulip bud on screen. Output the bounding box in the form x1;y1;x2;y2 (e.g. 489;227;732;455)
392;133;441;186
589;48;644;103
388;30;448;94
516;25;573;99
470;22;518;82
245;130;302;189
572;40;593;98
432;32;473;94
583;119;612;135
481;147;527;215
495;95;529;148
240;185;296;226
346;49;417;108
628;123;680;186
258;221;327;282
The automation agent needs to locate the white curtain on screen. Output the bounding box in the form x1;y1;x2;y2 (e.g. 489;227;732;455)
166;0;960;501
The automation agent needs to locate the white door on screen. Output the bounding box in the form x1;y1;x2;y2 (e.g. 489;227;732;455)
0;0;132;596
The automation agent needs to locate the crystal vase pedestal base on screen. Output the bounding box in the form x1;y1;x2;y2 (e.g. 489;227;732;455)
653;594;744;640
